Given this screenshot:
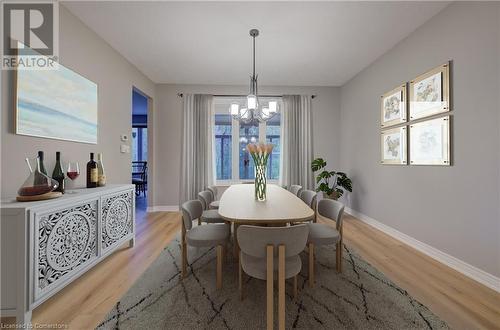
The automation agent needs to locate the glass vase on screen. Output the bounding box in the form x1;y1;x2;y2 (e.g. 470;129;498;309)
254;164;267;201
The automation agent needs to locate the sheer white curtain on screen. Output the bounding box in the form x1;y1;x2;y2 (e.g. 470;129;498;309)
179;94;216;204
280;95;314;190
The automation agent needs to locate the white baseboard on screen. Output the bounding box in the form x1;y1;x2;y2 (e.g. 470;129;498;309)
345;207;500;293
147;205;179;212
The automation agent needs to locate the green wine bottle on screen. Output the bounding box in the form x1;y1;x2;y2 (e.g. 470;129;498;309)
52;152;65;194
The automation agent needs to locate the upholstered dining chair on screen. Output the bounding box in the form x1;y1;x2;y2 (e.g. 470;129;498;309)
207;185;219;209
307;199;345;288
180;200;230;289
237;225;309;330
198;190;225;225
299;189;317;222
289;184;303;197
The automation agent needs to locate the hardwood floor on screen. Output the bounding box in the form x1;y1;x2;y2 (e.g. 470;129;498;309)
2;209;499;329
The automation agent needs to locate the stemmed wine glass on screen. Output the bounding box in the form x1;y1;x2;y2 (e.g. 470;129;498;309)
66;161;80;193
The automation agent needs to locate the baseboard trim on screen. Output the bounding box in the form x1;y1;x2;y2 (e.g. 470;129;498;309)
345;207;500;293
147;205;179;212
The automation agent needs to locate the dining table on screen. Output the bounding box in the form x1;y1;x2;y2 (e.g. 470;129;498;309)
218;184;315;258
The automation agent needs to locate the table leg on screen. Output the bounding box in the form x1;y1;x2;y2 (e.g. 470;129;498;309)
233;223;240;260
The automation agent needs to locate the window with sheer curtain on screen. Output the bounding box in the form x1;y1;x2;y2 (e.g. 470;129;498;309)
213;97;282;183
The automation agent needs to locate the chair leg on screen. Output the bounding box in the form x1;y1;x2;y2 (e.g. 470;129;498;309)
234;223;240;260
266;245;274;330
309;243;314;288
216;245;223;289
278;245;285;330
336;240;343;273
181;238;187;278
293;275;298;300
239;254;243;301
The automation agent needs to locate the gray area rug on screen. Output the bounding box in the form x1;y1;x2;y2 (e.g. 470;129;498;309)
97;236;449;329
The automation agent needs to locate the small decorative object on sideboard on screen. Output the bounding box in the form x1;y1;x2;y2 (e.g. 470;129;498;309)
97;153;106;186
311;158;352;200
87;152;98;188
17;156;61;202
51;152;65;194
247;143;274;201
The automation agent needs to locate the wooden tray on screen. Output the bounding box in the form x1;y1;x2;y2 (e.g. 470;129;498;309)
17;191;63;202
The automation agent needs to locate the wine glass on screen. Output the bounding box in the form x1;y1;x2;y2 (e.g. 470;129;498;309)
66;161;80;193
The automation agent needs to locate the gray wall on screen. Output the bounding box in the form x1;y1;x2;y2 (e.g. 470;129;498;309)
153;84;340;207
1;6;155;198
339;2;500;276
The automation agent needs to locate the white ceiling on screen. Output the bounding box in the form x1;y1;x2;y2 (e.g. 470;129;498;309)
63;1;449;86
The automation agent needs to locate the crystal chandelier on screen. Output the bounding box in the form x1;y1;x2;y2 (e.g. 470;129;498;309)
230;29;279;123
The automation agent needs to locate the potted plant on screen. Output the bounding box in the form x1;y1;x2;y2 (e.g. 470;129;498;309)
311;158;352;200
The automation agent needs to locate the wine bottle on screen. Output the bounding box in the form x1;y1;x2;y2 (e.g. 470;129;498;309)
86;153;98;188
97;153;106;187
52;152;65;194
38;151;47;175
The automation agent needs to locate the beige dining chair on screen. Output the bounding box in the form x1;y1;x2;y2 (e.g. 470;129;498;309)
237;224;309;330
207;185;219;209
198;190;225;225
289;184;303;197
307;199;345;288
299;189;317;222
180;200;230;289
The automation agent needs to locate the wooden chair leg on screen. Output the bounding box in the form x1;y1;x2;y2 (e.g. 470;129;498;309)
198;218;201;226
181;227;187;278
266;245;274;330
293;275;298;300
336;240;343;273
239;254;243;301
278;245;285;330
216;245;223;289
309;243;314;288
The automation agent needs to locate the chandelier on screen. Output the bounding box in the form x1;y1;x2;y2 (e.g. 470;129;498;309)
230;29;279;123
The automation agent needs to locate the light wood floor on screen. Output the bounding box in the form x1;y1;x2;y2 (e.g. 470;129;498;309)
2;210;499;329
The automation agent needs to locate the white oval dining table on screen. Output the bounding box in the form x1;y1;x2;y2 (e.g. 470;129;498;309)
218;184;314;258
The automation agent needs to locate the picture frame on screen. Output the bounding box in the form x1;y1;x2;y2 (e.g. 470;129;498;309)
410;116;450;166
409;62;450;120
381;84;407;128
14;43;98;144
381;126;407;165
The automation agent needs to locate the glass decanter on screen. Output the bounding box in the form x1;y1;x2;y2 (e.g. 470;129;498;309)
18;157;59;196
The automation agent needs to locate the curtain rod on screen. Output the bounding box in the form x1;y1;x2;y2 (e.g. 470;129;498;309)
176;93;316;99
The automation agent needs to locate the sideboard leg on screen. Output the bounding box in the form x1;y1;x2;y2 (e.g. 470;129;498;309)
129;237;136;248
17;309;32;326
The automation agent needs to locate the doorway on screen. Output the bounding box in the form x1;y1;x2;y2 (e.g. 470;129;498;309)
131;88;149;213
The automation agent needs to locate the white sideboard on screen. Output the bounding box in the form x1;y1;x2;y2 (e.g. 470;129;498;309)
0;184;135;324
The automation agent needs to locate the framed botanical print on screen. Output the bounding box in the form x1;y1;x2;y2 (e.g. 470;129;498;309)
409;62;450;120
381;126;407;165
410;116;450;166
381;84;407;128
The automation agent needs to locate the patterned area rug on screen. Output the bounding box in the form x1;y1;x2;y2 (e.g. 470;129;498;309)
97;236;448;329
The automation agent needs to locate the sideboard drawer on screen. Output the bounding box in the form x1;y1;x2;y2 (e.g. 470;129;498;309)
34;200;99;301
101;190;134;253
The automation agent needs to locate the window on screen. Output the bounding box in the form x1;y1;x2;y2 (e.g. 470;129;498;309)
132;127;147;161
214;114;232;180
213;97;282;183
266;113;281;180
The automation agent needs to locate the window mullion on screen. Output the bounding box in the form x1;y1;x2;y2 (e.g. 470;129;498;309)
232;118;239;181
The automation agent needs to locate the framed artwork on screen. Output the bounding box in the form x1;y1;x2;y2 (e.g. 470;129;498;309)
15;53;98;144
381;84;407;128
381;126;407;165
410;116;450;166
409;62;450;120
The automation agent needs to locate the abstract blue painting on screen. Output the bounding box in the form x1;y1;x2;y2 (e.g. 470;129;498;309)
16;64;98;144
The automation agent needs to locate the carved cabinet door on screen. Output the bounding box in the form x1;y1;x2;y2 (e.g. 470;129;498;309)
34;200;99;301
100;190;134;253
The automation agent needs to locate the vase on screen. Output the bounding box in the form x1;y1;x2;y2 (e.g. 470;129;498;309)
254;164;267;201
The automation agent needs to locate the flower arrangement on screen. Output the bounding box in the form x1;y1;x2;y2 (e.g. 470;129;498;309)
246;143;274;201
